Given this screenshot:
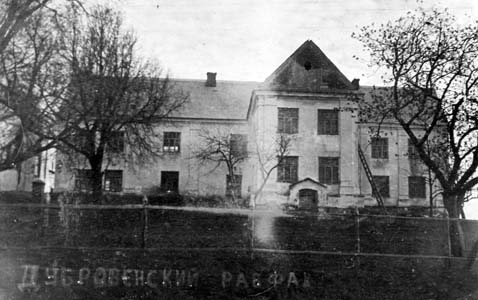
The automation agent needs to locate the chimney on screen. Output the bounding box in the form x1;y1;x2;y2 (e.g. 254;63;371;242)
351;78;360;90
205;72;217;87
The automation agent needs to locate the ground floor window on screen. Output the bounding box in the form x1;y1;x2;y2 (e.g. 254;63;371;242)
161;171;179;192
372;175;390;198
74;169;93;191
104;170;123;192
409;176;426;198
226;174;242;198
318;157;339;184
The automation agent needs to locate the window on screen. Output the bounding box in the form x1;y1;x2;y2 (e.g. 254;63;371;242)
318;157;340;184
230;134;248;157
277;156;298;183
226;175;242;198
278;108;298;134
161;171;179;192
163;132;181;153
409;176;426;198
74;169;93;191
371;137;388;159
408;139;420;160
104;170;123;192
317;109;339;135
372;176;389;198
108;131;125;153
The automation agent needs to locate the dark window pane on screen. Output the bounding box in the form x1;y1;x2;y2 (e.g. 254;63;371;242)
74;169;93;191
104;170;123;192
409;176;426;198
277;156;298;182
163;132;181;153
278;108;299;134
371;137;388;159
108;131;125;153
318;109;339;135
230;134;248;157
318;157;340;184
408;139;420;160
372;176;389;198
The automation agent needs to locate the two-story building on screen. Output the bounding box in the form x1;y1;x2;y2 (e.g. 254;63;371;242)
54;40;442;210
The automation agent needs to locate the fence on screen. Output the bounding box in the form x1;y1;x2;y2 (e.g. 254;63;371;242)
1;197;478;299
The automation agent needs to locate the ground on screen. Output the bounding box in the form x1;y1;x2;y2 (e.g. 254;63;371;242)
1;198;478;299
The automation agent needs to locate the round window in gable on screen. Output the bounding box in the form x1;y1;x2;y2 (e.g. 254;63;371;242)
304;61;312;71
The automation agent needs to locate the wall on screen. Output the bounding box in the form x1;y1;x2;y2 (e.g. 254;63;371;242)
55;119;250;198
248;91;359;206
358;124;443;208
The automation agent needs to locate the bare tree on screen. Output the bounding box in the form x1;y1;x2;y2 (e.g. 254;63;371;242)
193;129;248;204
252;134;292;207
353;8;478;256
0;0;84;172
53;6;188;199
0;6;69;172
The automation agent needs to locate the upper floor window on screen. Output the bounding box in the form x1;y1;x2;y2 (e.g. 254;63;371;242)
163;132;181;153
318;157;340;184
317;109;339;135
108;131;125;153
372;175;390;198
278;108;298;134
408;139;420;160
371;137;388;159
277;156;298;183
230;134;248;157
409;176;426;198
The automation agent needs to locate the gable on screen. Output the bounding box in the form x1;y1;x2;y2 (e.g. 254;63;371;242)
263;40;353;92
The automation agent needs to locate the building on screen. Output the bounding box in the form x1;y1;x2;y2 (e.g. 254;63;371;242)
54;40;442;210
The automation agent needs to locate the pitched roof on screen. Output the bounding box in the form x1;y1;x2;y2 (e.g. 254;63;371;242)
262;40;354;92
169;79;260;120
289;177;327;189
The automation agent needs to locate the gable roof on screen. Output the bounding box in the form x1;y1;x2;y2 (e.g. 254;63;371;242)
168;79;260;120
289;177;327;189
262;40;354;92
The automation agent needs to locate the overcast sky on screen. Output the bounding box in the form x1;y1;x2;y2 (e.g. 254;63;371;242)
111;0;478;218
110;0;478;86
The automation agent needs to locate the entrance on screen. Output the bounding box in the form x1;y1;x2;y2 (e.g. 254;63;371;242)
298;189;318;210
161;171;179;192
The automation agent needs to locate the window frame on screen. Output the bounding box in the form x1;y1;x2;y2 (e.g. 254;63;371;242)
230;134;248;157
163;132;181;153
408;139;420;160
372;175;390;198
277;156;299;183
371;137;389;159
317;109;339;135
104;170;123;192
277;108;299;134
74;169;93;191
318;157;340;184
108;131;125;153
408;176;426;199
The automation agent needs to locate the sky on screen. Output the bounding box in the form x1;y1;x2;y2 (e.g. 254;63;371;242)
111;0;478;86
104;0;478;218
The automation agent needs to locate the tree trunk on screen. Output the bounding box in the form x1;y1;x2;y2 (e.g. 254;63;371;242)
88;156;103;203
443;193;465;257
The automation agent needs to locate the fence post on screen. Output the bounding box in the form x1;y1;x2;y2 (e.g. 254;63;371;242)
141;195;149;249
42;192;51;232
354;207;362;298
